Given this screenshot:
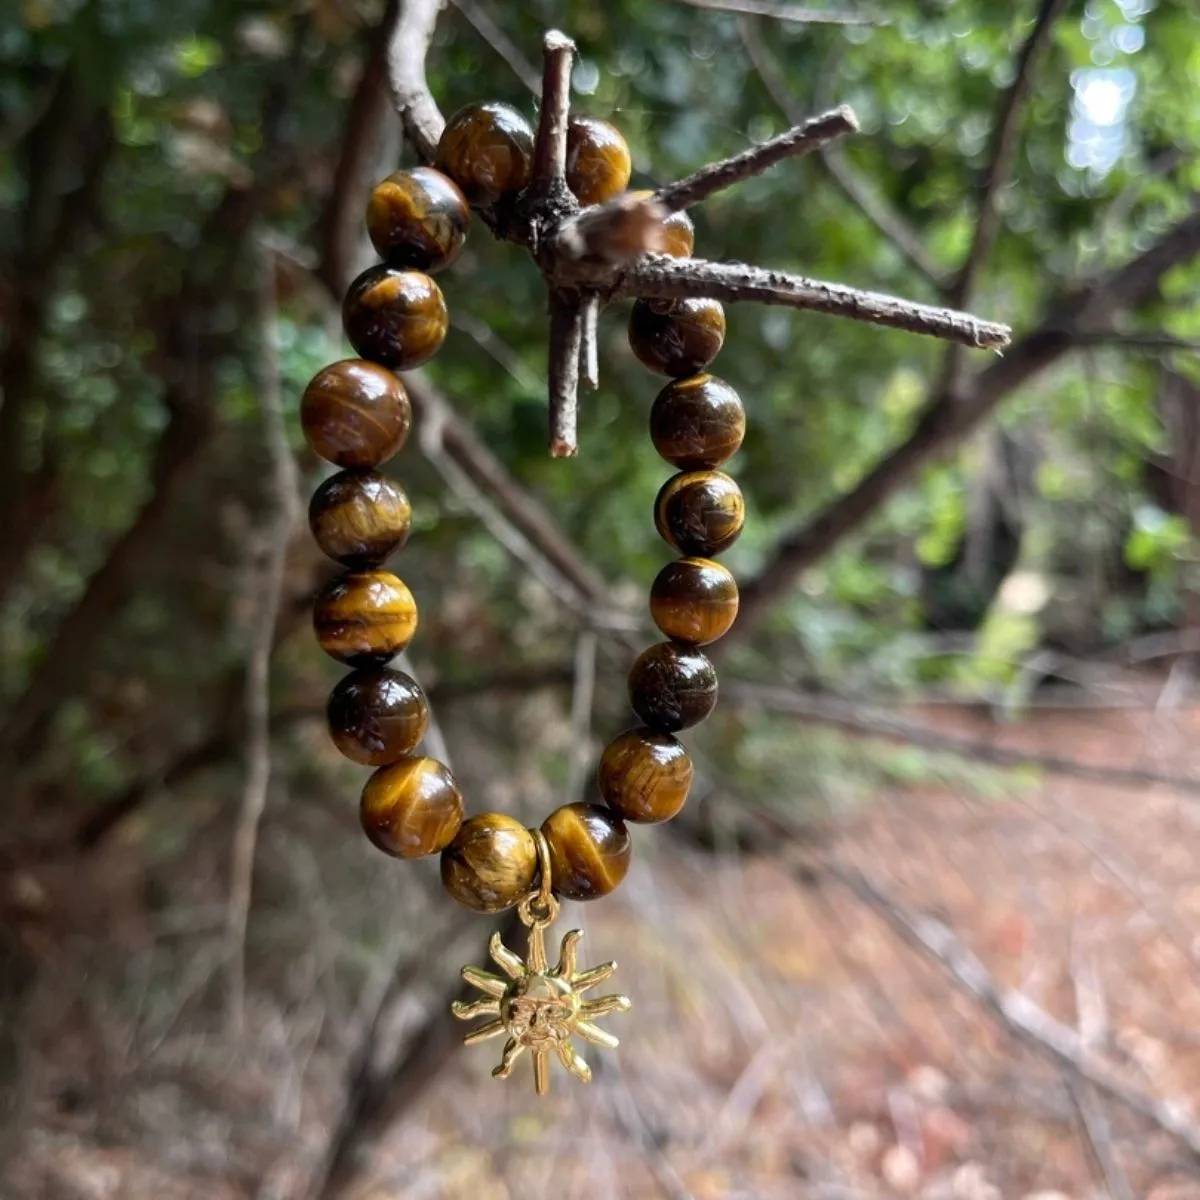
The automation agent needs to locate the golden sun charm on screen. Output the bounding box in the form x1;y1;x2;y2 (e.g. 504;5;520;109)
452;836;630;1095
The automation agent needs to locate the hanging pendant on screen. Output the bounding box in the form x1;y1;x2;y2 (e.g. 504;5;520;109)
451;831;631;1095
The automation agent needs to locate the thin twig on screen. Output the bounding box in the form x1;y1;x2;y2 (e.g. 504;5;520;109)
579;292;600;390
950;0;1068;309
674;0;878;24
1068;1078;1137;1200
225;239;303;1034
385;0;445;160
653;105;859;213
737;16;948;291
548;293;583;456
721;680;1200;795
620;255;1012;349
448;0;540;94
826;860;1200;1163
451;309;545;394
531;30;575;192
565;631;597;803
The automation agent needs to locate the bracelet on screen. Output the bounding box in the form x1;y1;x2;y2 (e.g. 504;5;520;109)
299;103;744;1095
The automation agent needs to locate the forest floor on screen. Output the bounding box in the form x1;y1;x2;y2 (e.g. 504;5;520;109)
7;680;1200;1199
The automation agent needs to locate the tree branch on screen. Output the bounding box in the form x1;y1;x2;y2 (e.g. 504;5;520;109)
531;30;575;193
225;241;303;1034
723;680;1200;796
827;861;1200;1164
653;105;859;214
619;255;1012;349
385;0;445;160
315;0;397;295
737;16;949;291
547;292;583;456
448;0;540;95
674;0;878;24
731;206;1200;638
949;0;1069;309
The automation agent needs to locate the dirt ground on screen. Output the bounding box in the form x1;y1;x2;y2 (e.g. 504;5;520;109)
7;686;1200;1199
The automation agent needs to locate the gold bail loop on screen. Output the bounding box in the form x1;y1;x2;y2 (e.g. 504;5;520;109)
518;829;558;929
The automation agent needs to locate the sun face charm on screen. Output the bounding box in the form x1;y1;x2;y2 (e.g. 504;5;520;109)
452;896;631;1095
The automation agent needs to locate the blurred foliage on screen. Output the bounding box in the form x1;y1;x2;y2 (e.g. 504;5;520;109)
1;0;1199;826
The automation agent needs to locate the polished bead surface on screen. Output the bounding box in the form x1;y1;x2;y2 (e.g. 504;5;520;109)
542;803;631;902
441;812;539;913
628;642;718;732
598;727;693;824
327;667;428;766
312;569;417;666
308;469;412;568
342;265;448;370
660;210;695;258
566;115;632;205
300;359;412;468
437;101;535;207
366;166;471;273
650;557;739;646
629;297;726;377
654;470;745;557
650;374;745;470
360;754;463;859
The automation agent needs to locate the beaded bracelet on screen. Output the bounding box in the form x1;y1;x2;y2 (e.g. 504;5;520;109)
299;103;745;1096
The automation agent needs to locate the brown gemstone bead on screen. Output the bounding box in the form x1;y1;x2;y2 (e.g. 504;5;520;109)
437;101;535;207
654;470;745;557
308;469;412;568
628;297;726;377
650;374;745;470
660;210;695;258
342;265;448;371
598;727;693;824
628;642;718;732
650;557;739;646
300;360;412;469
441;812;538;914
566;115;632;206
312;569;417;667
327;667;428;766
541;802;631;902
366;166;471;273
360;755;463;859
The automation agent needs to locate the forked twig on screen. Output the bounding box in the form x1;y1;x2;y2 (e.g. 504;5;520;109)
383;1;1010;454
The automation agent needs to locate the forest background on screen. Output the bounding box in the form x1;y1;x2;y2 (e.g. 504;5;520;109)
3;0;1200;1196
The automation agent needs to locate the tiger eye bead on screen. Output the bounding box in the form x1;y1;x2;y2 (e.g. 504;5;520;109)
650;557;739;646
654;470;745;557
598;727;693;824
440;813;538;913
342;265;448;371
437;101;535;207
628;642;718;732
366;166;471;273
660;210;695;258
629;297;726;377
360;755;463;859
300;360;412;468
327;667;428;766
541;803;631;902
650;374;745;470
312;569;418;667
565;115;632;206
308;469;412;568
